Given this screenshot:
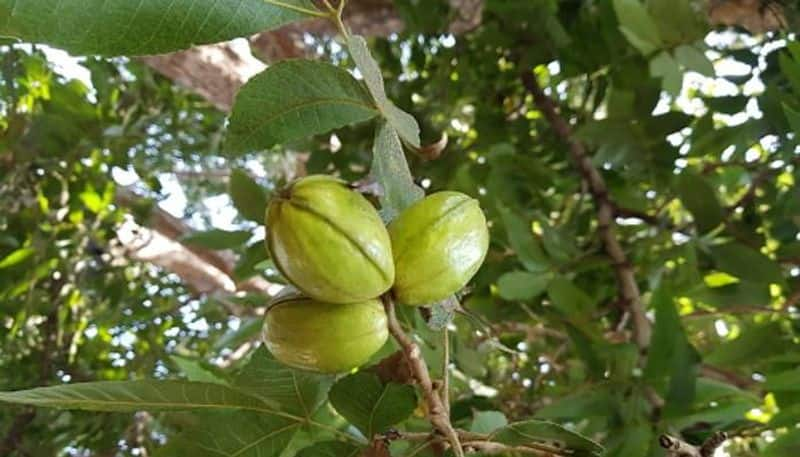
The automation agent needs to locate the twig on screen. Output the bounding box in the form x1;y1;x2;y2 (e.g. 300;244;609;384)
784;287;800;311
520;70;652;351
0;409;36;455
383;297;464;457
441;328;450;416
700;365;758;391
462;441;558;456
660;431;727;457
402;431;572;457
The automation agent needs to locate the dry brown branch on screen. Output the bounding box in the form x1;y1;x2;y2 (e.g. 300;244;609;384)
383;297;464;457
520;71;652;351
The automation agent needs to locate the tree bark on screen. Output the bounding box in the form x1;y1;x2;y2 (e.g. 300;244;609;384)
114;188;272;308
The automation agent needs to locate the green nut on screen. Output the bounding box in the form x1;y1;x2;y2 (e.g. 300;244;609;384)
389;191;489;306
266;175;394;304
262;290;388;373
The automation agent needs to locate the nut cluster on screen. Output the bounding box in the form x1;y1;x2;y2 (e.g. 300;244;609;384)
262;175;489;373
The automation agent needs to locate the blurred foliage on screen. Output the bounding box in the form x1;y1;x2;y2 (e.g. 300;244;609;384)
0;0;800;456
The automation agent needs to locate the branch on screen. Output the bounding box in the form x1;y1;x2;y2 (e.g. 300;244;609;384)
699;364;758;391
0;409;36;455
113;187;273;315
383;297;464;457
440;328;451;415
660;432;727;457
399;430;572;457
521;71;652;350
462;441;560;456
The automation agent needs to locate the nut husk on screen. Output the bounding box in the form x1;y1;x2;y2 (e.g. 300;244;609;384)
266;175;394;304
262;290;389;373
389;191;489;306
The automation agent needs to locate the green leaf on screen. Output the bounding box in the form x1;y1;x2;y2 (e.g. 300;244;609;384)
347;35;421;147
547;276;595;315
328;372;417;438
370;121;424;222
489;420;604;457
0;380;276;412
296;441;361;457
710;243;784;285
0;0;322;56
233;347;333;419
675;172;724;233
646;0;706;45
535;388;614;420
225;60;379;154
689;281;770;308
214;317;263;351
497;205;550;272
770;404;800;428
650;51;683;96
706;322;787;366
674;44;714;76
645;285;699;410
613;0;663;55
234;241;270;281
79;184;108;213
497;271;551;301
154;411;298;457
779;52;800;95
671;401;755;429
763;429;800;457
705;95;750;115
171;356;226;385
765;368;800;391
181;229;252;250
229;170;268;223
0;247;34;269
783;103;800;134
470;410;508;434
605;423;652;457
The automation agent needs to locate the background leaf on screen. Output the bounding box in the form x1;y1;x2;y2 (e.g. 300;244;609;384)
470;410;508;434
171;356;227;385
613;0;663;55
497;271;551;301
710;243;784;285
229;169;269;223
676;172;724;233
